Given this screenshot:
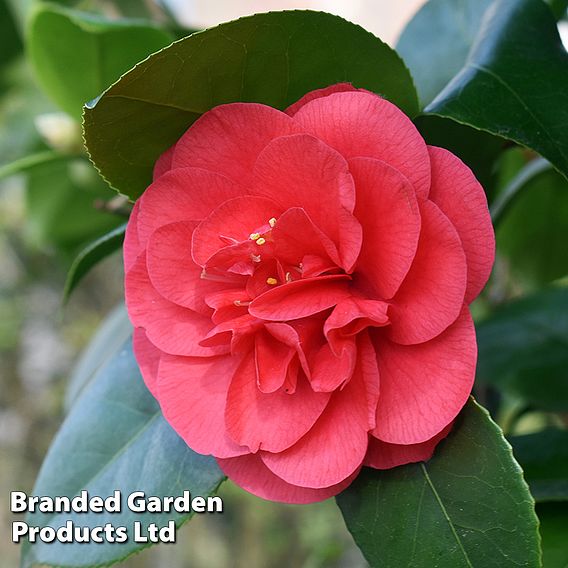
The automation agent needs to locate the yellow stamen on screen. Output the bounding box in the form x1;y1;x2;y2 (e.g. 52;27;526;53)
266;277;278;285
249;232;261;241
256;237;266;245
268;217;277;228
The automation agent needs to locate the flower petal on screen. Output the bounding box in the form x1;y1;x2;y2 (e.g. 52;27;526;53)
225;355;330;453
248;275;352;321
349;157;421;300
192;196;282;267
292;91;431;199
255;329;296;394
132;327;161;397
125;253;227;357
388;200;467;345
427;146;495;303
172;103;301;184
252;133;361;271
285;82;359;116
157;353;248;458
372;307;476;444
272;207;341;267
146;221;228;314
137;167;245;247
124;200;142;273
365;424;452;469
217;453;359;504
153;144;175;180
261;366;368;488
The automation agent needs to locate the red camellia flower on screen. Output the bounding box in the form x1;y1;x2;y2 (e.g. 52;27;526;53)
124;84;495;503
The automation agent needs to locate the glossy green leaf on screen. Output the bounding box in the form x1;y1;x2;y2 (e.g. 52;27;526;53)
426;0;568;182
22;339;225;568
336;399;541;568
510;429;568;502
64;304;131;410
496;164;568;286
537;503;568;568
63;222;126;302
27;3;174;119
83;10;419;200
396;0;494;107
0;0;22;75
476;287;568;411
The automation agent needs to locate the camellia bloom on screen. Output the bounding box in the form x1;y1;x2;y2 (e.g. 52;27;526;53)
124;84;495;503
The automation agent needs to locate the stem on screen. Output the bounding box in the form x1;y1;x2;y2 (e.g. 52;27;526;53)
0;151;82;182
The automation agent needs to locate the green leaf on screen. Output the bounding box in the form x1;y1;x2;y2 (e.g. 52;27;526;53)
476;287;568;411
83;10;419;200
27;2;174;119
537;503;568;568
490;157;552;225
336;399;541;568
63;222;126;302
64;304;131;410
25;158;123;256
426;0;568;182
495;164;568;286
0;0;23;74
510;429;568;502
396;0;494;107
22;338;225;568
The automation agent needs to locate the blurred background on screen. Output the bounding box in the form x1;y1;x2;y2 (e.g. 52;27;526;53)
1;0;567;567
0;2;425;567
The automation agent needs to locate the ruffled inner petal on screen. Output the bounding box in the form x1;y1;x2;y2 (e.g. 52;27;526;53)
225;355;330;453
251;133;362;271
126;253;227;357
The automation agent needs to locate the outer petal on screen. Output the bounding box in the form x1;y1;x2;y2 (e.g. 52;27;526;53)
152;144;175;180
388;200;467;345
132;327;161;397
248;275;352;321
292;91;431;199
172;103;302;184
124;200;142;273
225;356;330;453
261;365;369;489
365;424;452;469
349;157;421;300
217;454;359;504
251;134;362;271
285;82;359;116
147;221;228;314
427;146;495;303
157;353;248;458
372;307;476;445
125;253;227;357
136;168;245;247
